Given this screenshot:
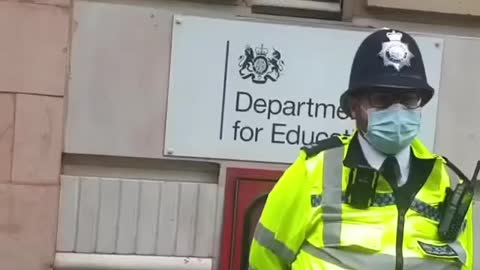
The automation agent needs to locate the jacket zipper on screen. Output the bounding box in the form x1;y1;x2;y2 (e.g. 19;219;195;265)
395;193;417;270
395;208;407;270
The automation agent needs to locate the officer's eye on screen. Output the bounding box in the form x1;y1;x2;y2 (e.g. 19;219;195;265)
368;92;422;109
368;93;393;108
399;93;422;108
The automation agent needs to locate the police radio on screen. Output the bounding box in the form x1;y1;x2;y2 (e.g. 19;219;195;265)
345;167;379;209
438;159;480;242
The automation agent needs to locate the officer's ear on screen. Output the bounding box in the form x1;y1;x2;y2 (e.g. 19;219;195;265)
349;97;360;120
351;107;357;119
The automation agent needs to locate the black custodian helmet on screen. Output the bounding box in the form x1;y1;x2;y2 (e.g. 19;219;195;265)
340;28;435;116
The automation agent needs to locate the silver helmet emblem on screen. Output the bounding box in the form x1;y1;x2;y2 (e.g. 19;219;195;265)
378;30;414;71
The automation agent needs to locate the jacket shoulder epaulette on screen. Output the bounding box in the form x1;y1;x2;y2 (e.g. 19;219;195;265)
301;136;344;159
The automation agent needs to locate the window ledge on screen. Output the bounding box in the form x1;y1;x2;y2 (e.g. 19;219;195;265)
54;253;212;270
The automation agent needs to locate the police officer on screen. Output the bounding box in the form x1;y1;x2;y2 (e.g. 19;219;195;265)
248;28;474;270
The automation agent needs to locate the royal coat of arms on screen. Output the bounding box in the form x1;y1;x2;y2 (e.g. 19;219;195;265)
238;44;285;84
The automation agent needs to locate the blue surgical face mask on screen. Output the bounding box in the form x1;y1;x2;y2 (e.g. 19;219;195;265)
362;104;422;155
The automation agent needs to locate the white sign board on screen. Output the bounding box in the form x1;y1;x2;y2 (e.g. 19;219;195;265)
165;15;444;164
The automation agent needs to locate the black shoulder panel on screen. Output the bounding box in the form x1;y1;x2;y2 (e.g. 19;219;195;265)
301;136;344;159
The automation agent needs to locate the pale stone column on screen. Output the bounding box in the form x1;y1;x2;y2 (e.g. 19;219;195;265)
0;1;70;269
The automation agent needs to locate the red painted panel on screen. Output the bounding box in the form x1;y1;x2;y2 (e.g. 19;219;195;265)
232;179;276;270
220;168;284;270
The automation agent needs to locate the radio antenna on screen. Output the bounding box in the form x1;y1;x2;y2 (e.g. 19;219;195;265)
472;161;480;183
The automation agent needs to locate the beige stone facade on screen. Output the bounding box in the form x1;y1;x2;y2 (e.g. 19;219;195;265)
0;1;69;269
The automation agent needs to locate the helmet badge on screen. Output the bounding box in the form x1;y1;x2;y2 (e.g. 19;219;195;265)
378;30;414;72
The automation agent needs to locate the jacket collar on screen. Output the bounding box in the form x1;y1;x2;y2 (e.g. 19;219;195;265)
343;131;437;185
343;131;370;169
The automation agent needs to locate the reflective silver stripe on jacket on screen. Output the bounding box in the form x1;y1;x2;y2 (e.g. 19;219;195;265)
253;222;296;264
302;242;463;270
321;146;345;247
303;242;394;269
253;145;347;264
404;258;462;270
448;241;467;265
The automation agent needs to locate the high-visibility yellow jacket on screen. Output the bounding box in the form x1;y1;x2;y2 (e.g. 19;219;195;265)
249;133;473;270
